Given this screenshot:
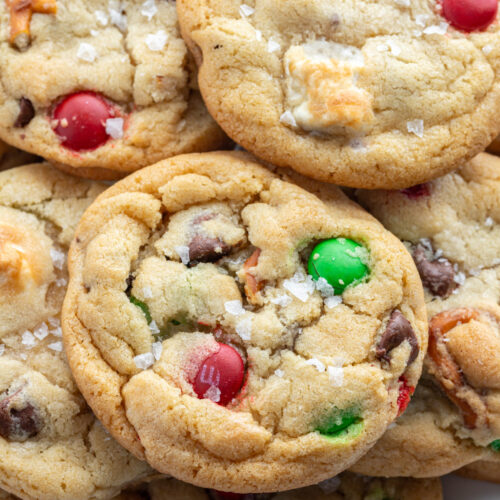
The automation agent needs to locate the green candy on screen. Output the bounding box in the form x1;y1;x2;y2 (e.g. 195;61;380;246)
490;439;500;452
308;238;369;294
129;296;152;323
316;408;362;438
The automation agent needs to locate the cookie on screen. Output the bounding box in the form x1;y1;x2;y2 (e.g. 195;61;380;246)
0;0;228;180
61;151;427;492
0;163;153;500
0;142;39;171
487;135;500;155
177;0;500;189
352;152;500;476
458;460;500;484
116;473;442;500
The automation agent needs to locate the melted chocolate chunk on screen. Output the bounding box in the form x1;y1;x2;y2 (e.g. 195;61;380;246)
376;310;419;366
14;98;35;128
188;234;231;264
413;245;456;298
0;391;42;441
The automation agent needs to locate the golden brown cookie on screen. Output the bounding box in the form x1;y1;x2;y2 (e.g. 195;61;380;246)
458;460;500;484
62;151;427;493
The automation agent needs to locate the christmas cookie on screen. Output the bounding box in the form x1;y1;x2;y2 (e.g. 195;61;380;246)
177;0;500;189
0;163;152;500
0;0;228;180
0;141;38;171
62;151;427;492
487;135;500;155
353;153;500;476
459;460;500;484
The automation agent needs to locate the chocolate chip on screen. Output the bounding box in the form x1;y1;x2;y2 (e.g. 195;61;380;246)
0;391;43;441
376;310;419;366
188;234;231;264
413;245;456;298
14;98;35;128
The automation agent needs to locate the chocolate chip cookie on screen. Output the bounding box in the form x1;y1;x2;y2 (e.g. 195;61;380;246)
0;163;153;499
62;151;427;492
177;0;500;189
0;0;228;180
488;135;500;155
459;459;500;484
353;152;500;476
0;141;38;171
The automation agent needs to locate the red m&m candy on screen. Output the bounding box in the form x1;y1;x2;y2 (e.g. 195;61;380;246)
442;0;498;32
193;343;245;406
53;92;115;151
396;376;415;417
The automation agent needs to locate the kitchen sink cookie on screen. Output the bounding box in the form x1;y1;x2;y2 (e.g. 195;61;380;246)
487;135;500;155
459;460;500;484
352;152;500;476
0;163;153;500
115;473;442;500
0;0;228;180
0;141;39;171
62;151;427;493
177;0;500;189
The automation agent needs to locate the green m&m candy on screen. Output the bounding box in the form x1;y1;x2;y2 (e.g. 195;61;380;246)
308;238;369;294
490;439;500;452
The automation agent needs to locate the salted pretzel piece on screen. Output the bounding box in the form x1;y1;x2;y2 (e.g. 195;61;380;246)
428;308;480;429
8;0;57;50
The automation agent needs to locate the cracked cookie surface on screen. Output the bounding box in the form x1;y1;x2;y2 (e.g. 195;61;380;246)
0;0;228;179
353;153;500;476
62;151;426;493
0;163;153;500
177;0;500;189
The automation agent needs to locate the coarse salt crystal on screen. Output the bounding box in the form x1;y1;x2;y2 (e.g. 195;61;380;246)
90;29;99;37
48;317;60;328
318;476;341;494
407;119;424;138
255;29;262;41
142;287;153;299
280;110;297;127
423;22;448;35
387;40;401;56
274;368;284;378
394;0;410;6
325;296;342;309
50;326;63;338
175;245;190;265
33;323;49;340
239;4;254;17
95;10;108;25
105;118;124;139
453;271;466;286
152;341;163;360
415;14;429;27
225;300;245;316
149;320;160;335
204;385;221;403
305;358;325;372
267;39;280;53
0;345;4;356
146;30;167;51
236;316;252;341
328;365;344;386
270;294;292;307
485;216;494;227
134;352;154;370
22;331;36;348
483;45;493;55
283;272;316;302
56;278;67;287
141;0;157;20
77;43;98;63
109;1;127;30
48;341;63;352
50;248;66;270
314;277;335;298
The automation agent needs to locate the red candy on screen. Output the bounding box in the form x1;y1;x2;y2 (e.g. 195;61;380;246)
396;376;415;416
400;183;430;200
193;343;244;406
53;92;114;151
442;0;498;32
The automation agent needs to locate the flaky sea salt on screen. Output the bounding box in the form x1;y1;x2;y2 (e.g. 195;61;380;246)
149;320;160;335
394;0;410;6
141;0;157;20
50;326;63;338
279;110;297;127
22;331;36;348
95;10;108;25
270;294;292;307
142;287;153;299
134;352;154;370
48;341;63;352
175;245;190;265
483;45;493;55
239;4;254;17
146;30;167;51
109;1;127;30
453;271;466;286
415;14;429;27
204;385;221;403
325;296;342;309
90;29;99;37
305;358;326;372
236;316;252;341
485;217;494;227
314;277;335;297
407;119;424;138
423;22;448;35
105;118;124;139
274;369;284;378
152;341;163;361
328;365;344;387
0;345;4;356
386;40;401;56
267;39;280;53
50;248;66;270
33;323;49;340
77;43;98;62
56;278;67;287
318;476;341;494
255;29;262;41
283;271;316;302
225;300;245;316
48;317;60;328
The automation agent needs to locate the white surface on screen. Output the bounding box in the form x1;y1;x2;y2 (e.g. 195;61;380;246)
443;474;500;499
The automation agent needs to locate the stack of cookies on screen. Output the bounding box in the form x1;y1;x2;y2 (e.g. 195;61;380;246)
0;0;499;499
